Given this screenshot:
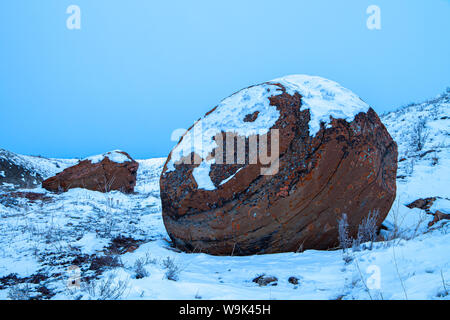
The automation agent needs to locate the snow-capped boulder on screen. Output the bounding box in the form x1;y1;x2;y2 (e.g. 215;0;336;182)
42;150;139;194
160;75;398;255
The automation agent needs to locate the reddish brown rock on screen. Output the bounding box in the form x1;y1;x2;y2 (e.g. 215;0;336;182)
428;210;450;227
160;76;398;255
406;197;437;212
42;151;138;194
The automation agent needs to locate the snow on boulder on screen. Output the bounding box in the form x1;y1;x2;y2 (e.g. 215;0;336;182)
85;150;132;165
42;150;139;194
160;75;398;255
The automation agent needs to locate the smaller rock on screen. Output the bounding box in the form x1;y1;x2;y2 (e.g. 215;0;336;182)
288;276;299;285
42;150;139;194
243;111;260;122
252;274;278;287
406;197;437;212
428;210;450;227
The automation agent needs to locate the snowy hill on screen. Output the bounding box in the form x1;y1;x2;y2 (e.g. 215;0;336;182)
0;149;77;191
381;89;450;234
0;90;449;300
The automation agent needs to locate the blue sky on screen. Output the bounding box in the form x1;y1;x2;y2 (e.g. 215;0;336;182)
0;0;449;159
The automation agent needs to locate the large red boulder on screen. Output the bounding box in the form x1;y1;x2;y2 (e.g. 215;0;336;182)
160;75;398;255
42;151;139;194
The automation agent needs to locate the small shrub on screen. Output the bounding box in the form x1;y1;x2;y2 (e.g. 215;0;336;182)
162;257;181;281
338;213;353;264
438;270;449;298
355;210;379;250
338;214;351;252
339;210;379;258
134;258;149;279
82;274;129;300
338;214;353;263
7;283;33;300
405;158;415;175
411;118;429;152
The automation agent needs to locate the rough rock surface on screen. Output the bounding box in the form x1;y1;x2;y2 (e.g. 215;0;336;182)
160;75;398;255
0;149;44;189
42;151;139;194
253;275;278;287
428;210;450;227
406;197;437;212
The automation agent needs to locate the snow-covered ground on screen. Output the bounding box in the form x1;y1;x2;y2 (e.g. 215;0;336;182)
0;90;449;300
